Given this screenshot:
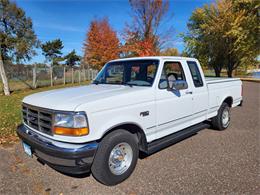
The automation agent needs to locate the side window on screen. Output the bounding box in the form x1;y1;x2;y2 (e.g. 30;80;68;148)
159;62;186;89
187;61;203;87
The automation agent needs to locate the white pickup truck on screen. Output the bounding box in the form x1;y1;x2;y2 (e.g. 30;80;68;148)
17;56;243;185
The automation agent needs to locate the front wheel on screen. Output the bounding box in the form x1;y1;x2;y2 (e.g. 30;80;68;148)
211;102;231;130
91;129;139;186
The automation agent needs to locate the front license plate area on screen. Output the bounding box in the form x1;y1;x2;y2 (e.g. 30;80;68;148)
22;142;32;157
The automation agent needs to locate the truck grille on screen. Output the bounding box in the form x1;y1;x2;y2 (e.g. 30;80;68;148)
22;104;53;135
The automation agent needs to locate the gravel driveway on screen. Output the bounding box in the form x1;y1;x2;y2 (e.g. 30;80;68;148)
0;82;259;194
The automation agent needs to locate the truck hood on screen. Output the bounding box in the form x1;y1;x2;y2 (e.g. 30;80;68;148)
23;84;150;111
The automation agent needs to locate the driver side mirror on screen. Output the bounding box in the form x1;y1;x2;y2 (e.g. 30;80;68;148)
167;75;188;91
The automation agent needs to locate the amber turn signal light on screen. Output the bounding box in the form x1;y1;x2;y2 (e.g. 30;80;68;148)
54;127;89;136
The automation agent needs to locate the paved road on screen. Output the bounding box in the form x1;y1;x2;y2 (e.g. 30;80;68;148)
0;82;259;195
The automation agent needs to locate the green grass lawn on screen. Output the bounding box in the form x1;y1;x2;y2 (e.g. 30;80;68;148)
0;81;90;144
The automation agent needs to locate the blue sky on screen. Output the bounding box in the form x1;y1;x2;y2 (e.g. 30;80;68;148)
16;0;212;63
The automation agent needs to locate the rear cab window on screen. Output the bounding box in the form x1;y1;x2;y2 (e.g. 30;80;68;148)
187;61;203;87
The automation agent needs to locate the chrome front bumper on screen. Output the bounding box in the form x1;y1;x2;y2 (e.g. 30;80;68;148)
16;124;98;174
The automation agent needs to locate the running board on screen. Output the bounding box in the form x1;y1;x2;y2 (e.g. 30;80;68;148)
146;123;210;155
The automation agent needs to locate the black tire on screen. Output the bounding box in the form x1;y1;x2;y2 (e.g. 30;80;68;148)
91;129;139;186
211;102;231;130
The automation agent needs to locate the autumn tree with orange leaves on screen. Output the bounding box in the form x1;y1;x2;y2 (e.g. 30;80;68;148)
83;18;120;70
123;0;172;57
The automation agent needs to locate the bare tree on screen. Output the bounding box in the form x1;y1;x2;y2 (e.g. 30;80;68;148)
123;0;172;56
129;0;169;40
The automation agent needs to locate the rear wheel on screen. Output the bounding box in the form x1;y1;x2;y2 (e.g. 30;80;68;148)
91;129;139;186
211;102;231;130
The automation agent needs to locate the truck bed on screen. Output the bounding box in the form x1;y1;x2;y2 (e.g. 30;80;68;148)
205;77;242;119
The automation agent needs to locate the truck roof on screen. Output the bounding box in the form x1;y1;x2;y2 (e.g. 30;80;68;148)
109;56;197;63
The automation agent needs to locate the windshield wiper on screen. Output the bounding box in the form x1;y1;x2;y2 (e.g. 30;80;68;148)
137;84;151;87
92;80;101;85
121;82;133;87
93;80;134;87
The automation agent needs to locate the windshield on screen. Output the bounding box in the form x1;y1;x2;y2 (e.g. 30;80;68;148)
93;60;159;87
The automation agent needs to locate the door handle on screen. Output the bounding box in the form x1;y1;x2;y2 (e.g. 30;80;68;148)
185;91;193;94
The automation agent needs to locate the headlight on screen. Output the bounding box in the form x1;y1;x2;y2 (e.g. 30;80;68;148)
53;112;89;136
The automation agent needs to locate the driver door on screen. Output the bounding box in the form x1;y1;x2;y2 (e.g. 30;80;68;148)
155;60;194;139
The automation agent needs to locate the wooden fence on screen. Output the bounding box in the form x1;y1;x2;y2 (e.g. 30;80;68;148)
31;67;98;88
2;65;99;91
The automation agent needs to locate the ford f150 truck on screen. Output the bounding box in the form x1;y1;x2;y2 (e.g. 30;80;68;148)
17;56;243;185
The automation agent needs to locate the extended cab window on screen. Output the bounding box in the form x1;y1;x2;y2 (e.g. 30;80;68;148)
159;61;186;89
187;61;203;87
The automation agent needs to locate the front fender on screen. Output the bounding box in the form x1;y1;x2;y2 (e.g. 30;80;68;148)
90;113;147;140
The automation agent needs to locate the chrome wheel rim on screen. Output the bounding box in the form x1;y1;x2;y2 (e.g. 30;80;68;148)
222;108;230;128
108;142;133;175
